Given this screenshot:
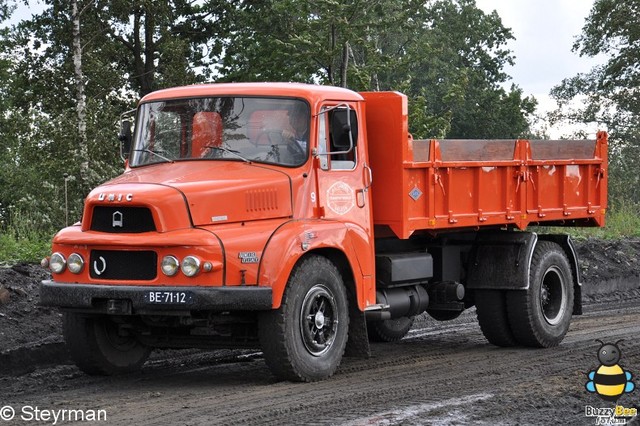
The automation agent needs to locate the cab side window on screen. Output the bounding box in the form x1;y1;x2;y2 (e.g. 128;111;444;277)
318;106;358;170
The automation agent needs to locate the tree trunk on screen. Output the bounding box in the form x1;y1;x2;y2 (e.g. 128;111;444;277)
142;7;156;95
72;0;89;193
340;41;349;88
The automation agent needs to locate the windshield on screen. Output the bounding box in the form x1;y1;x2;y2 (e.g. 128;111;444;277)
129;97;310;167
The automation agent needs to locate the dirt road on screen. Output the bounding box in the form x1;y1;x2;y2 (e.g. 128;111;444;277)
1;238;639;425
1;296;639;425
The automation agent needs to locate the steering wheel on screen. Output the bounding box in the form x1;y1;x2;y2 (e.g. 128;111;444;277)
254;130;278;145
286;137;306;163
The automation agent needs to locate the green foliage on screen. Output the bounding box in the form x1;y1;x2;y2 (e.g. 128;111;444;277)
390;0;537;139
0;233;51;263
222;0;536;139
550;0;640;207
0;208;53;263
0;1;235;250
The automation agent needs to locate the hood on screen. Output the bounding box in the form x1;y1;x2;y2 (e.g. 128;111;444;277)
88;161;292;230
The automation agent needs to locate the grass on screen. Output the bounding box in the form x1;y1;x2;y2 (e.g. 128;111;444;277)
0;209;55;263
0;231;53;264
535;202;640;241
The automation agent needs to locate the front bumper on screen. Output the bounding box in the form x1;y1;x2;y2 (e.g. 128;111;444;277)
40;280;273;313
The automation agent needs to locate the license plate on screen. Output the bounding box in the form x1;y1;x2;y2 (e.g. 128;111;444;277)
144;290;193;305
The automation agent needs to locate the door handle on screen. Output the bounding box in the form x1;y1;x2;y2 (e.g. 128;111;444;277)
363;162;373;192
357;163;373;208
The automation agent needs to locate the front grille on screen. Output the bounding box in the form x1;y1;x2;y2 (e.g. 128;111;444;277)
89;250;157;280
91;206;156;233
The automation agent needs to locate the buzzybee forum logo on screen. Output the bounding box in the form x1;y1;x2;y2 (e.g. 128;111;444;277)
586;340;635;401
584;340;637;425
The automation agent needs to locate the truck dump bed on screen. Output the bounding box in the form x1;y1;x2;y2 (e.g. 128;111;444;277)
361;91;608;239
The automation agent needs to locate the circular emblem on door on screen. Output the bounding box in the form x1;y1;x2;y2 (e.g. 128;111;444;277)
326;181;355;215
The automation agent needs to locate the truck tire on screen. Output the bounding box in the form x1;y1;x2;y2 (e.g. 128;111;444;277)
368;316;415;342
63;312;150;375
475;290;517;347
427;309;462;321
506;241;574;347
259;255;349;382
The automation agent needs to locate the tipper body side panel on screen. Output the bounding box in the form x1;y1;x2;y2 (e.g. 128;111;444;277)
361;91;608;239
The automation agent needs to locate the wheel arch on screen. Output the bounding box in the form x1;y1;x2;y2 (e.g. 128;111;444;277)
310;247;356;292
258;220;372;311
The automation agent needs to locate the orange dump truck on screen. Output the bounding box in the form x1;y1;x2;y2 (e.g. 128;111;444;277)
40;83;608;382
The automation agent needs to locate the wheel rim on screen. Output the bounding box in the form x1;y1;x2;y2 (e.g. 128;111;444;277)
300;284;339;357
539;266;567;325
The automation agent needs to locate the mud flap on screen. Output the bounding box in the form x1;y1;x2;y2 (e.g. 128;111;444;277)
344;294;371;358
466;232;537;290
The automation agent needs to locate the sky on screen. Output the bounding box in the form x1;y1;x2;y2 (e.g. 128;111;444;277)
474;0;605;137
9;0;604;137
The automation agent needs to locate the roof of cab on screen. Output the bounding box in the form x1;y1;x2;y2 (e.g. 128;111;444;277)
140;82;364;104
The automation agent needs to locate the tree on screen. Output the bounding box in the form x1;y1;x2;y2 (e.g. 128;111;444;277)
0;0;14;228
550;0;640;206
91;0;233;95
383;0;537;138
1;0;236;229
2;1;126;227
221;0;536;138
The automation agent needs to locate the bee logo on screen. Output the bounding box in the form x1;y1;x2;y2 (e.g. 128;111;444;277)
586;340;635;402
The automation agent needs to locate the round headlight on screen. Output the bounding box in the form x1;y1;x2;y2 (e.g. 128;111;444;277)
67;253;84;274
50;252;67;274
181;256;201;277
161;255;180;276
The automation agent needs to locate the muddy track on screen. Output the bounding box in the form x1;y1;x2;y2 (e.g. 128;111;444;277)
1;238;638;425
1;299;639;425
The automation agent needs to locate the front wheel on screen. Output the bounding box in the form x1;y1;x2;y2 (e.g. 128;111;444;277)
259;255;349;382
63;313;150;375
507;241;574;347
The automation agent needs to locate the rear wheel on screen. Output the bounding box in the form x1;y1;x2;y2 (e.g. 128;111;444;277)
259;255;349;382
507;241;574;347
368;316;415;342
63;313;150;375
475;289;518;347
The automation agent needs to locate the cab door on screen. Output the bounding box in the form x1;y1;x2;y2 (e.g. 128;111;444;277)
314;102;375;305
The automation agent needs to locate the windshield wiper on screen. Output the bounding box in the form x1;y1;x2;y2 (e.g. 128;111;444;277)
134;149;175;163
208;146;251;163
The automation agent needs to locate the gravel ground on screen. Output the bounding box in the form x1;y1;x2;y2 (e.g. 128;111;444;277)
0;237;638;425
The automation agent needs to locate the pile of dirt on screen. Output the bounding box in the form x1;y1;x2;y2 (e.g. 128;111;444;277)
0;264;60;350
576;237;640;299
0;238;638;368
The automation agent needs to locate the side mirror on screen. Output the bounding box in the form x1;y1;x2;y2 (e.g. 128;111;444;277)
330;109;357;151
119;119;132;160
